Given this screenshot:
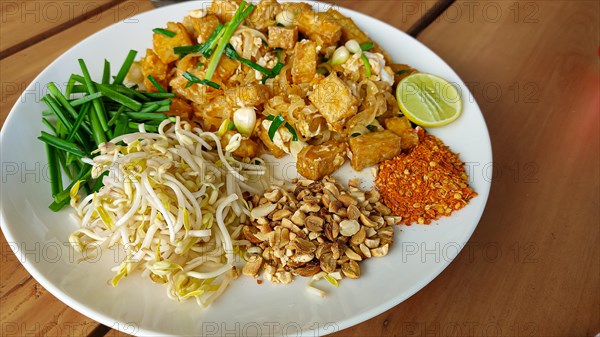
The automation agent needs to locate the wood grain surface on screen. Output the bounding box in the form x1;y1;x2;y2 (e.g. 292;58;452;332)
1;1;598;337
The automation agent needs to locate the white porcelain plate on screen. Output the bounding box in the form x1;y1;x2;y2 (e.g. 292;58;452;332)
0;1;492;336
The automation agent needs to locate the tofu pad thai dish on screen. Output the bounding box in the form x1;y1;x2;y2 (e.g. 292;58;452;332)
36;0;477;306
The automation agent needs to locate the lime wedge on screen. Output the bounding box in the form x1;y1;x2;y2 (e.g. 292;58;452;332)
395;73;462;127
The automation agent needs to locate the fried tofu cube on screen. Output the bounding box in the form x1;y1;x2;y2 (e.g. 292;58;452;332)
141;49;169;93
385;116;419;150
349;130;402;171
296;141;347;180
166;98;193;120
153;22;193;64
191;14;220;43
214;57;240;82
208;0;239;22
220;131;260;158
309;73;358;129
225;84;271;107
325;8;391;63
296;11;341;47
248;0;281;31
268;25;298;49
291;39;317;84
385;116;411;135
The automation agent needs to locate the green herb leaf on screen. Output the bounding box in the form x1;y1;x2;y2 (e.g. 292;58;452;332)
396;69;409;75
153;28;176;38
351;132;361;137
366;124;377;131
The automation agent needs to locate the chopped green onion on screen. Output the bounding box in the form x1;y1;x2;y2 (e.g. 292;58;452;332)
69;92;103;107
96;84;143;111
79;59;109;132
113;50;138;85
102;60;111;84
359;42;374;51
91;171;108;192
396;69;409;75
45;144;62;197
267;114;286;141
147;75;166;93
227;120;235;130
316;67;328;75
144;92;176;99
361;53;372;78
42;118;56;133
284;123;298;141
67;103;92;142
366;125;377;131
351;132;361;137
225;44;271;75
112;114;129;139
128;122;158;132
153;28;176;38
107;105;126;127
182;71;221;89
38;131;87;158
204;1;255;80
197;61;204;67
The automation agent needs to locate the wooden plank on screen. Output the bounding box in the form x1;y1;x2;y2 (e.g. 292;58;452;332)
0;0;155;127
0;0;124;58
327;1;599;337
0;2;155;336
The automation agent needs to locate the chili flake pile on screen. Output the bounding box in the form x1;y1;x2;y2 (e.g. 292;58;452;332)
375;132;477;225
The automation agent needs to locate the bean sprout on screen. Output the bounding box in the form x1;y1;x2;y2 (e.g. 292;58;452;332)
69;118;265;306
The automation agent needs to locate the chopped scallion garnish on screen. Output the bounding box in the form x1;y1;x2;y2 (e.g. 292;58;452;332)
147;75;166;93
182;71;221;89
361;53;372;78
153;28;176;38
359;42;374;51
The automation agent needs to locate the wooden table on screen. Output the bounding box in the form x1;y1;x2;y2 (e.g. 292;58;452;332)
1;1;598;336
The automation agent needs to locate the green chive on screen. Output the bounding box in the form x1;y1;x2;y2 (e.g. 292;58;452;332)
153;28;176;38
396;69;409;75
42;118;56;133
267;114;286;141
351;132;361;137
88;107;107;146
79;59;109;132
183;71;221;89
205;1;255;80
366;125;377;131
46;144;62;197
284;122;298;141
361;53;372;78
96;84;143;111
147;75;166;93
69;91;103;107
144;92;176;99
38;131;87;158
67;103;92;142
102;59;111;84
113;50;138;85
112;115;129;138
360;42;374;51
107;105;126;127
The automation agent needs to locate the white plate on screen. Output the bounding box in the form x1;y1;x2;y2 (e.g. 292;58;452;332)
0;1;492;336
